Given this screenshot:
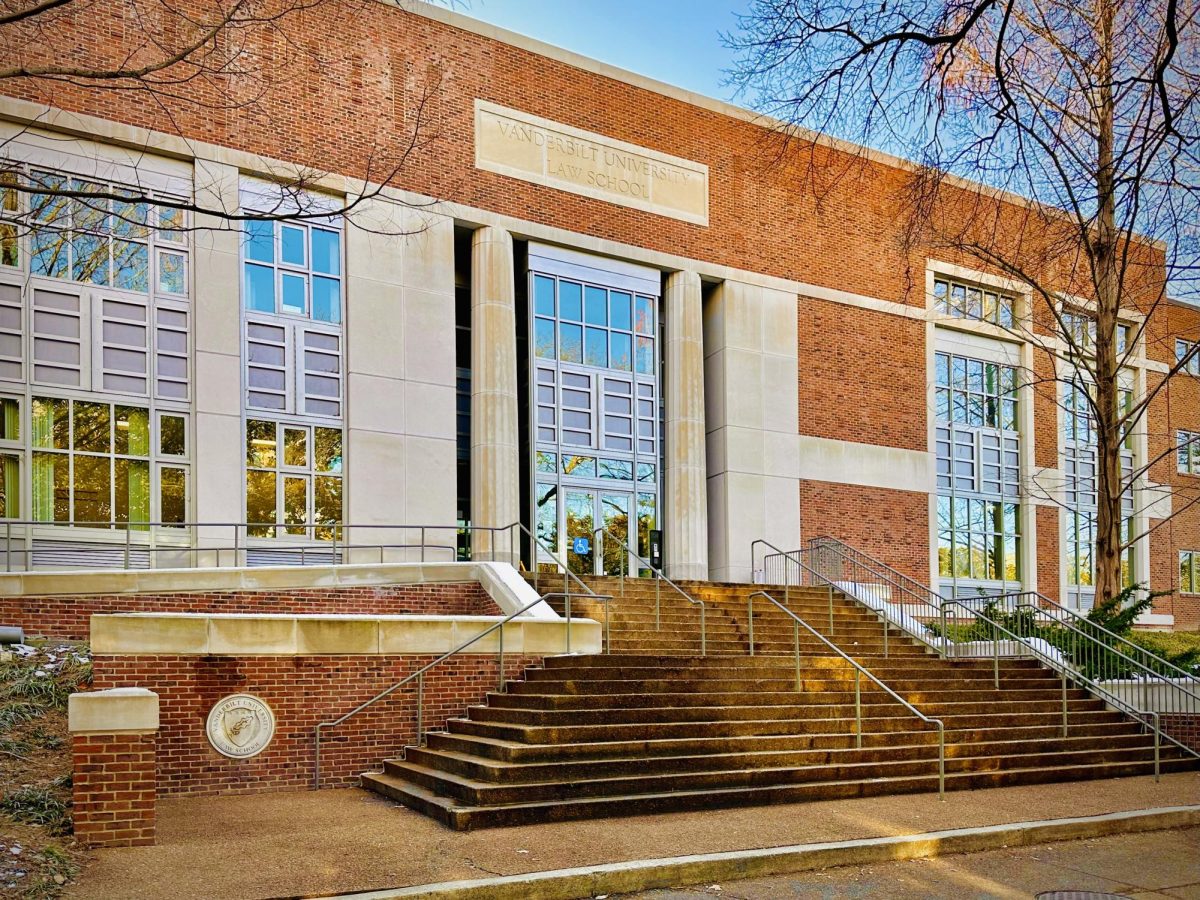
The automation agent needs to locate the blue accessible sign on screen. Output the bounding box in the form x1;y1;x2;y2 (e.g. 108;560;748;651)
572;537;590;555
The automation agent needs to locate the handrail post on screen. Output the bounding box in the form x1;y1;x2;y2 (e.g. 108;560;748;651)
416;672;425;747
498;623;505;692
854;668;862;749
313;725;322;790
937;724;945;800
1061;670;1068;737
748;594;755;656
793;618;800;692
655;575;660;631
992;618;1000;690
827;583;833;636
420;526;425;563
604;598;610;654
1153;712;1160;782
233;525;240;569
700;603;706;656
566;592;572;655
940;602;948;659
5;521;9;573
124;524;131;570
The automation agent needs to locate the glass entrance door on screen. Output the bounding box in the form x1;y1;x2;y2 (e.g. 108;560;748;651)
599;491;630;575
564;488;594;575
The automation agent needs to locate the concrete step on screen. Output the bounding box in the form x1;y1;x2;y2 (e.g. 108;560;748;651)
362;757;1195;830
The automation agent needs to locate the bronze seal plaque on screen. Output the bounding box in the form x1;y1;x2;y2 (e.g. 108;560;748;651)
205;694;276;759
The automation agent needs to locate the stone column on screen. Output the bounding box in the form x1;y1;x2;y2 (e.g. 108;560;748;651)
664;270;709;580
191;160;244;564
704;280;801;582
470;227;521;564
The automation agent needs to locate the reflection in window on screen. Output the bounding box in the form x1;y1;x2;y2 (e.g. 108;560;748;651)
245;419;342;538
242;218;341;323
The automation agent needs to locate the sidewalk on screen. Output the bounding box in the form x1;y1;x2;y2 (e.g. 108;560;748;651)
69;772;1200;900
627;827;1200;899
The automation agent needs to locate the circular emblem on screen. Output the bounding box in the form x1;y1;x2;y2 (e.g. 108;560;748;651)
205;694;275;759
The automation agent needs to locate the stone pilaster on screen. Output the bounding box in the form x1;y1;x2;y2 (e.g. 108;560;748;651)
704;280;801;582
664;270;709;580
470;227;521;563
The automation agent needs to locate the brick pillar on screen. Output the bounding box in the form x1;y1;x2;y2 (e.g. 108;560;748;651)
68;688;159;847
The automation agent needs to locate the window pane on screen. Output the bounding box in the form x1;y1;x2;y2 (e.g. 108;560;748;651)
114;406;150;456
0;454;18;519
562;455;596;477
160;414;186;456
585;327;607;367
281;225;306;266
31;397;68;449
311;228;340;275
31;228;68;278
314;427;342;473
73;401;110;453
312;276;340;323
72;232;109;285
560;323;582;363
535;451;556;474
0;223;17;268
245;220;274;262
534;275;555;316
160;466;186;525
284;427;308;467
246;470;276;536
246;419;277;467
0;398;18;442
610;332;632;371
314;475;341;537
158;250;187;295
32;451;68;522
636;336;654;375
534;317;555;359
114;458;150;528
559;281;582;321
281;272;307;315
635;296;654;335
245;263;275;312
584;286;607;326
535;481;558;561
112;241;149;292
284;476;308;535
73;455;111;525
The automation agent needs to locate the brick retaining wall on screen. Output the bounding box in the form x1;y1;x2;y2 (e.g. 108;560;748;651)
92;652;540;795
4;582;497;640
72;731;157;848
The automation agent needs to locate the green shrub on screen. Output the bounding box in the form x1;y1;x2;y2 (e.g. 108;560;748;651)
1;785;70;835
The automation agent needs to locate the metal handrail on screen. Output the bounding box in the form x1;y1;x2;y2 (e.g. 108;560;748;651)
761;537;944;651
940;596;1190;776
750;538;853;641
748;590;945;798
311;590;611;788
982;590;1200;686
592;525;707;656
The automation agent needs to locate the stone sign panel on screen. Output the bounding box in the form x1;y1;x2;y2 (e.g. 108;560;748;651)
474;100;709;225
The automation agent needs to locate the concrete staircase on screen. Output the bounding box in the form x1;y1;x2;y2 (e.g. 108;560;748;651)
362;576;1193;829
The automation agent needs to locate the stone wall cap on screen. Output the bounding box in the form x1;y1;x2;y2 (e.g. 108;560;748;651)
69;688;160;734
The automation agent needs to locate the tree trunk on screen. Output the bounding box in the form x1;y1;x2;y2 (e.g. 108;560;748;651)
1092;0;1124;614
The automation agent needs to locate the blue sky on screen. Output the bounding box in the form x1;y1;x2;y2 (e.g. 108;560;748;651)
465;0;743;102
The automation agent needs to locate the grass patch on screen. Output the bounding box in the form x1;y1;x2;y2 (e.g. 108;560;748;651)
1127;630;1200;672
1;787;70;836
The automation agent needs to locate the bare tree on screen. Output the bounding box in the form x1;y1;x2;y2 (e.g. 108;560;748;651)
0;0;450;233
727;0;1200;612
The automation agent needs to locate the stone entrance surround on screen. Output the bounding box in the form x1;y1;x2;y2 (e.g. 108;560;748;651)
36;562;600;847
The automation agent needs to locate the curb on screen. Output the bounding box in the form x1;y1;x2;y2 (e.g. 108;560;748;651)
323;805;1200;900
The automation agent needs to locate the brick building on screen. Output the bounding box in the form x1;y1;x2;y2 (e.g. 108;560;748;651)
0;0;1196;627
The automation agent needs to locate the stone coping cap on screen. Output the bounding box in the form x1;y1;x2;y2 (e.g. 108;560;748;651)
69;687;159;734
90;612;603;656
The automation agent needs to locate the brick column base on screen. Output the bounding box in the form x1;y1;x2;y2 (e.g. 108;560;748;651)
68;688;159;848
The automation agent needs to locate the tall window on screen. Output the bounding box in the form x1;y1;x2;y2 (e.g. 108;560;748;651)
1182;551;1198;594
934;352;1021;593
245;420;342;538
531;268;659;574
1063;380;1135;606
243;219;341;323
1177;339;1199;376
933;276;1016;328
28;396;187;527
1062;309;1131;355
1179;430;1200;475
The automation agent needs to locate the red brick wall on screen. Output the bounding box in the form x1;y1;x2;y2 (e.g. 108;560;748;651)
72;732;156;847
3;583;497;641
1160;713;1200;753
801;481;930;588
91;653;539;795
